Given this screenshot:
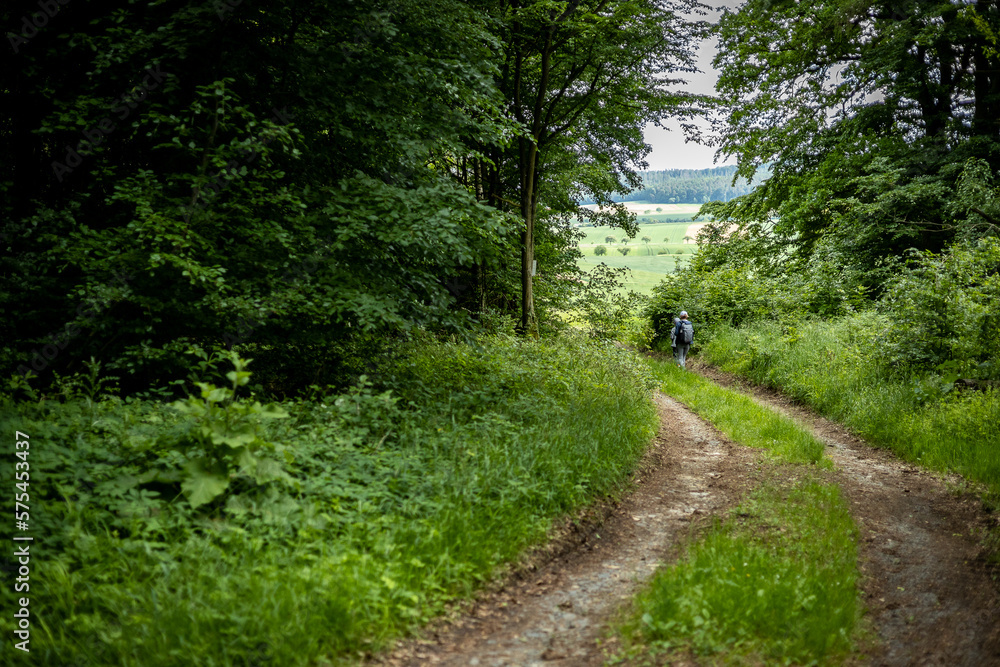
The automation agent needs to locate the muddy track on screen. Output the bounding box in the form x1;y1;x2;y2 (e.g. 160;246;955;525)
376;366;1000;666
376;393;759;666
694;361;1000;666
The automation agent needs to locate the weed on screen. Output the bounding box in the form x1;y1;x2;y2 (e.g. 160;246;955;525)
0;333;658;665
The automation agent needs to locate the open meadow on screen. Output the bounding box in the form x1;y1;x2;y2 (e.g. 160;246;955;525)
579;201;706;223
575;219;699;294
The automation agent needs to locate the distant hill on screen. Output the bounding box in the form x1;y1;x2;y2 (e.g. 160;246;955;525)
584;165;768;205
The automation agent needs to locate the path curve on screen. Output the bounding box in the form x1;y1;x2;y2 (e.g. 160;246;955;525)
375;393;758;666
695;361;1000;666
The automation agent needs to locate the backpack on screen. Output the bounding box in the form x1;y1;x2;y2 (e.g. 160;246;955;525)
677;320;693;344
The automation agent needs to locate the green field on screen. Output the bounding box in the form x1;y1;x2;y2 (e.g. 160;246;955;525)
577;251;691;294
575;220;697;294
578;221;697;247
577;202;707;225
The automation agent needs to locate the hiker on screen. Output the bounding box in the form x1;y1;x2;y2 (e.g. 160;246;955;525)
670;316;679;354
673;311;693;369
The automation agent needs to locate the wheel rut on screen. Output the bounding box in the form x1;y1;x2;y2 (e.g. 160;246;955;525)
375;393;758;666
377;365;1000;666
695;361;1000;666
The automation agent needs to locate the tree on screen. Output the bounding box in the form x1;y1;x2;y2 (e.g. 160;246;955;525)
641;235;652;254
594;245;607;256
605;235;618;244
0;0;514;387
618;247;631;255
706;0;1000;284
478;0;708;335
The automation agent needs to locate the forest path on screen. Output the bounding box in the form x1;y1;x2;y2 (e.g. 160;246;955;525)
377;365;1000;666
377;391;759;666
696;361;1000;666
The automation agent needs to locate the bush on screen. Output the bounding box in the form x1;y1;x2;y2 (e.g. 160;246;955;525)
879;238;1000;378
571;263;647;341
0;334;658;666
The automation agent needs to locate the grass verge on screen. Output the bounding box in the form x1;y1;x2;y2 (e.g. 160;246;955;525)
701;316;1000;506
0;334;658;666
612;360;860;665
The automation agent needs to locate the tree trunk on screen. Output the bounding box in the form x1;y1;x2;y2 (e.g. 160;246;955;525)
518;135;538;337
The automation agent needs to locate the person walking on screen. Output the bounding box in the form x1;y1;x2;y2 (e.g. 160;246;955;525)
670;316;679;356
673;311;693;369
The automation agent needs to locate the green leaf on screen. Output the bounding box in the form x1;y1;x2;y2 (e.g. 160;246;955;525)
181;459;230;509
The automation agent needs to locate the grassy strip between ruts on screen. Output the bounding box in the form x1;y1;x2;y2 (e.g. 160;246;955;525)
610;359;861;665
647;358;828;466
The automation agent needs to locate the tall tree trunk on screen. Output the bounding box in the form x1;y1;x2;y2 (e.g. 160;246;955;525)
518;135;538;337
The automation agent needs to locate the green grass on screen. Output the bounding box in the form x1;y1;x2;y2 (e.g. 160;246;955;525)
701;315;1000;504
622;478;860;665
0;335;659;666
578;221;697;247
646;358;827;465
614;359;860;665
577;250;693;295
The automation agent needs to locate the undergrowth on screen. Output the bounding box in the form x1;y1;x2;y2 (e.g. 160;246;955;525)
702;316;1000;506
0;333;658;666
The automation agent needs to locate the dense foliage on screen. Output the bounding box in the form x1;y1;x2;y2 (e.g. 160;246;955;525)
694;0;1000;286
1;0;708;385
1;0;521;390
648;0;1000;375
0;336;658;665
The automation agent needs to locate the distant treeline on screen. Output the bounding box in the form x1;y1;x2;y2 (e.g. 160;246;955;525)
634;166;767;204
584;165;768;205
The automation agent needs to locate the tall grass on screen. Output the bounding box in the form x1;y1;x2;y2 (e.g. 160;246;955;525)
702;313;1000;503
0;334;659;666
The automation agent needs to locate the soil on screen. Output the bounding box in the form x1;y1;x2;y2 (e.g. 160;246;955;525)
373;363;1000;666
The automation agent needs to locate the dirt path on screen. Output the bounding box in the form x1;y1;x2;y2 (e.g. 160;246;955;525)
694;361;1000;666
376;393;759;666
377;366;1000;666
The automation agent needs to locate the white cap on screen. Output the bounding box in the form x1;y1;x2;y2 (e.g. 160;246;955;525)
680;310;688;317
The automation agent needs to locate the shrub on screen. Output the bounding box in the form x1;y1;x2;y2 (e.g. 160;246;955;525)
879;238;1000;378
0;335;658;666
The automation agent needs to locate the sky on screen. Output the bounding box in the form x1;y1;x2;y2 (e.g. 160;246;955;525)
642;1;743;171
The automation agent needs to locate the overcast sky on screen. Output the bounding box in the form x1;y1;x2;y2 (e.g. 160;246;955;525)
643;1;743;171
